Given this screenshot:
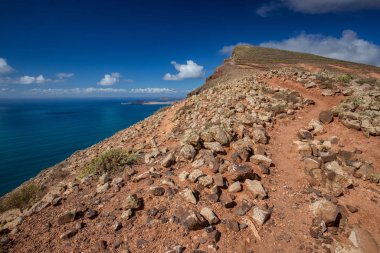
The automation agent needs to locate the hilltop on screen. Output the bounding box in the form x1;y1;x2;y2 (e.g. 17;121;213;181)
1;46;380;253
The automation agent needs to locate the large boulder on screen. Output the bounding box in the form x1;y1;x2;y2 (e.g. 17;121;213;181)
244;179;267;199
310;199;339;226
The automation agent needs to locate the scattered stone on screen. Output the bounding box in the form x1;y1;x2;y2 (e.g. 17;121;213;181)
251;206;271;226
178;209;208;231
297;129;313;140
228;181;242;193
322;89;334;96
150;186;166;196
161;153;175;168
197;175;214;188
235;200;252;216
99;173;110;185
189;169;205;183
347;205;359;213
96;182;110;193
111;177;124;187
203;142;225;154
178;171;190;182
60;229;77;240
123;194;142;210
249;155;272;168
213;173;224;187
208;230;221;243
219;193;235;208
226;219;240;232
319;110;333;124
180;144;196;160
182;188;197;204
86;209;98;219
304;157;321;171
228;165;255;181
121;209;133;220
200;207;219;224
245;179;267;199
57;210;77;225
113;221;122;231
310;199;339;226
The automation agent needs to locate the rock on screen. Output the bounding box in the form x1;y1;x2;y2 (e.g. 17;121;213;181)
308;119;326;135
213;173;224;187
305;82;317;88
210;126;230;146
57;210;77;225
319;110;333;124
182;188;197;204
113;221;122;231
60;229;77;240
180;144;196;160
322;89;334;96
249;155;272;168
0;209;21;224
227;165;255;181
244;179;267;199
349;226;380;253
252;128;268;144
123;194;141;210
310;199;339;226
178;209;208;230
121;209;133;220
304;157;321;171
178;171;189;182
99;173;110;185
295;141;313;157
189;169;205;183
297;129;313;140
111;177;124;187
182;130;200;147
219;193;235;208
85;209;98;219
203;142;225;154
235;200;252;216
251;206;271;225
226;219;240;232
347;205;358;213
197;175;214;188
150;186;165;196
208;230;221;243
161;153;175;168
228;182;242;193
96;182;110;193
342;119;361;130
200;207;219;224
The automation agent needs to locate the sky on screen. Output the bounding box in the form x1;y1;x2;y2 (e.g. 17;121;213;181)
0;0;380;98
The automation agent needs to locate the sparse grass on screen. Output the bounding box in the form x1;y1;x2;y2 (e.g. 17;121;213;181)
356;77;377;86
337;74;353;83
316;75;334;89
0;184;44;213
78;149;136;179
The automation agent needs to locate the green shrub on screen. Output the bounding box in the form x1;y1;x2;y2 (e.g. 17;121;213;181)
0;184;44;213
78;149;136;179
356;77;377;86
338;74;353;83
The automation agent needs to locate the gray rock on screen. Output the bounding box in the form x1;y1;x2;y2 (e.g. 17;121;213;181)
249;155;272;168
180;144;196;160
244;179;267;199
203;142;225;154
197;175;214;188
189;169;205;183
123;194;141;210
182;188;197;204
200;207;219;224
228;181;242;193
60;229;77;240
58;210;77;225
251;206;271;225
310;199;339;226
319;110;333;124
96;182;110;193
161;153;175;168
349;226;380;253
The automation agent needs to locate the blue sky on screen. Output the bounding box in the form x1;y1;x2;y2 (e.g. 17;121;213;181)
0;0;380;98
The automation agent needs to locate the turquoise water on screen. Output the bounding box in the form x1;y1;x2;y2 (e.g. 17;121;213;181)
0;98;168;196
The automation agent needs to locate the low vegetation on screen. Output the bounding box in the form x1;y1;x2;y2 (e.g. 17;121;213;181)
337;74;353;83
0;184;44;213
78;149;136;179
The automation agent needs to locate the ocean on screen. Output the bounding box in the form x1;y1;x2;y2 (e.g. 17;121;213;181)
0;98;171;196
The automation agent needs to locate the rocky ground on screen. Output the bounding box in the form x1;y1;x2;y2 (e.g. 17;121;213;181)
1;46;380;253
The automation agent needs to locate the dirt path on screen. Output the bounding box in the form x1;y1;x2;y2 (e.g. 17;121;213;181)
256;78;342;251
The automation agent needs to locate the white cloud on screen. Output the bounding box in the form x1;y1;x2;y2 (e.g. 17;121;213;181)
83;88;127;93
19;75;47;84
56;73;74;79
260;30;380;66
0;58;14;74
98;72;121;86
163;60;204;81
130;88;176;93
257;0;380;16
0;88;15;93
219;42;251;55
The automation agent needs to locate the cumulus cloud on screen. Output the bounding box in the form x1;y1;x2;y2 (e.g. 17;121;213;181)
98;72;121;86
163;60;204;81
31;88;81;95
219;42;251;56
19;75;47;84
56;73;74;79
259;29;380;66
130;88;176;93
257;0;380;16
0;58;14;74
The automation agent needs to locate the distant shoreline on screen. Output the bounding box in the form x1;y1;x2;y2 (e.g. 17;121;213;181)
121;101;176;105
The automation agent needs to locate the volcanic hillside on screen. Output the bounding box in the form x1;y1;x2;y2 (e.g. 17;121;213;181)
1;46;380;253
